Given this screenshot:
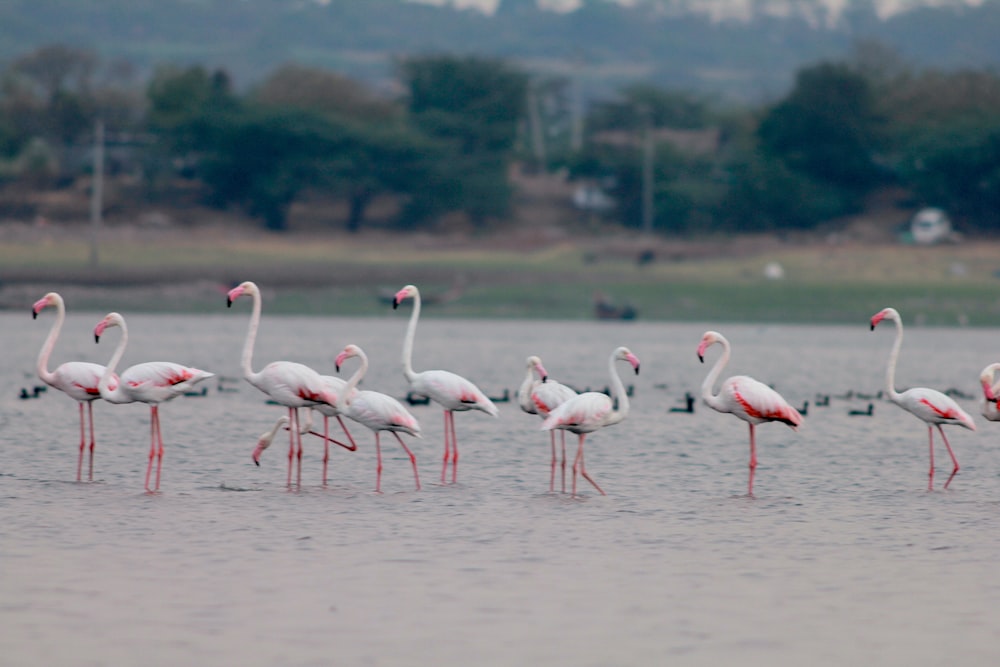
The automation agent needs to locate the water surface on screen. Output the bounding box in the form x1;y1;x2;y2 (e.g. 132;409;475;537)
2;312;999;666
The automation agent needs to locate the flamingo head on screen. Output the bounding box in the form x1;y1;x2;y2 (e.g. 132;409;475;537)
93;312;124;343
615;346;641;375
392;284;418;310
697;331;724;363
335;344;363;372
870;307;899;331
32;292;61;320
527;355;549;382
252;415;289;466
226;281;258;308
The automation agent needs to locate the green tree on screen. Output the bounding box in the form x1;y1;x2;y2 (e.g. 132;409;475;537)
398;55;528;224
755;62;885;227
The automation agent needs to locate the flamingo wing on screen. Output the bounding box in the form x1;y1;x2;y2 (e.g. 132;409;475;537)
531;380;577;416
255;361;334;407
721;376;803;428
412;370;498;416
898;388;976;430
541;392;613;433
120;361;213;403
349;391;421;436
50;361;115;400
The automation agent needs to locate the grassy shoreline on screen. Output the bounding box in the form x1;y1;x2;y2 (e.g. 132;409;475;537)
3;224;999;325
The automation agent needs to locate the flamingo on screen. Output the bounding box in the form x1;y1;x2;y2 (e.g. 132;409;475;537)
871;307;975;490
227;280;351;487
33;292;119;482
94;312;213;492
979;362;1000;422
517;355;577;492
540;346;640;497
392;284;498;484
697;331;803;497
335;344;422;493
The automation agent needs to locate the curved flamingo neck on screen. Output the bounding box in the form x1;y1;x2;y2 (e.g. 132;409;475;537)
700;337;730;412
36;296;65;384
517;363;537;413
342;350;369;406
605;351;631;426
99;320;129;403
240;288;263;384
883;315;904;404
401;289;421;382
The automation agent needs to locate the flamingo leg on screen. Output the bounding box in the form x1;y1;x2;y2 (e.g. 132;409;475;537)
572;434;606;497
927;425;935;491
322;415;330;486
393;432;421;491
144;406;157;493
747;423;757;498
87;401;96;482
375;432;383;493
548;431;557;492
561;431;567;493
295;410;304;488
335;416;358;451
451;411;460;484
440;410;452;484
286;408;297;487
76;402;86;482
152;406;165;492
938;425;960;489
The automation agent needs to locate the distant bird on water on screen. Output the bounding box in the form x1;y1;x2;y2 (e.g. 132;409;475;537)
697;330;803;497
517;355;577;492
33;292;117;482
541;346;640;497
870;307;975;490
392;284;498;485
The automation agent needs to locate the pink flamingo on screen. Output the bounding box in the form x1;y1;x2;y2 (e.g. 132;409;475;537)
871;307;975;490
392;284;498;484
335;344;422;493
517;355;577;492
33;292;118;482
94;312;213;492
697;330;803;497
979;362;1000;422
540;346;640;497
227;280;351;487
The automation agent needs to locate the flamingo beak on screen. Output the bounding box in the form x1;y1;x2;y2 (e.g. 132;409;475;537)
541;375;549;383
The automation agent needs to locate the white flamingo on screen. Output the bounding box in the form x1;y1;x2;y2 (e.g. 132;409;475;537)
33;291;118;481
979;362;1000;422
392;284;498;484
871;307;975;490
541;346;640;497
335;344;422;493
517;355;577;492
227;280;349;487
94;312;214;492
698;330;803;497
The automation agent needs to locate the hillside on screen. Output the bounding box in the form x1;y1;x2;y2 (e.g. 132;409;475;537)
1;0;998;102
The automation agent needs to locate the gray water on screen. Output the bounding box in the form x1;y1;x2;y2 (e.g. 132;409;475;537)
2;310;999;666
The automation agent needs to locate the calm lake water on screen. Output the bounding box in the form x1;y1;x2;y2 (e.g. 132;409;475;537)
2;310;1000;666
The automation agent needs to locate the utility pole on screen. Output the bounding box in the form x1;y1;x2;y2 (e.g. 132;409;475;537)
527;81;547;169
89;118;104;268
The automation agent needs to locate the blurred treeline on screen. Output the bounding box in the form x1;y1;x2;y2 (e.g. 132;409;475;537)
1;43;999;235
